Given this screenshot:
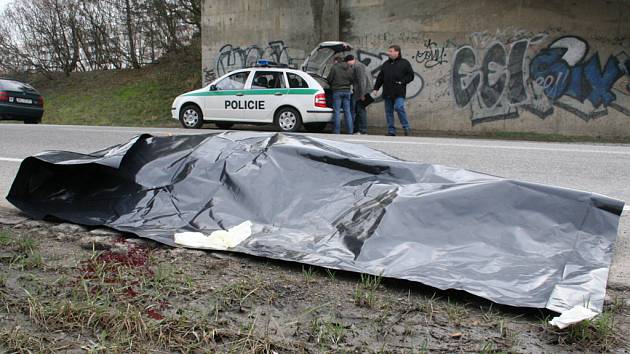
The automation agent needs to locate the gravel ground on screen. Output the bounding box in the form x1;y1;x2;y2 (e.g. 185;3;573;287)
0;209;628;353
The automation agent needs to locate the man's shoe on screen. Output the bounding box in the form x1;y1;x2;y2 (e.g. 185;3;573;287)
404;128;411;136
387;132;396;136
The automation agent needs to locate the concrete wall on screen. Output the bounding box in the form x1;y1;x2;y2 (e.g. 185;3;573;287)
201;0;339;83
202;0;630;137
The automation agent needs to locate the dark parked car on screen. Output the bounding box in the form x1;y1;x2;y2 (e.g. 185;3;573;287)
0;78;44;124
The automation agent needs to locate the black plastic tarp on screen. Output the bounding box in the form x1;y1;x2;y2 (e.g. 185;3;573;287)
6;132;624;313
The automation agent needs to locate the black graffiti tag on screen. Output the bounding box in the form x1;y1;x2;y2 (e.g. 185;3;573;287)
413;39;449;68
215;41;293;77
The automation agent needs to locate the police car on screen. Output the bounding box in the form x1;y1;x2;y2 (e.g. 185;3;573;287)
172;61;333;132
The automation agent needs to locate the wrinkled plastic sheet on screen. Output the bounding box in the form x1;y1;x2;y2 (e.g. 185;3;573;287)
6;132;624;313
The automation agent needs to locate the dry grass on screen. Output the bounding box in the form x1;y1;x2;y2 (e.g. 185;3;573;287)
0;225;628;353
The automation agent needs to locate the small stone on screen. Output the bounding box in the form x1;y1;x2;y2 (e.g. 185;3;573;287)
170;247;206;257
450;332;463;339
15;220;52;230
35;229;50;237
151;248;171;257
187;250;206;257
208;251;240;261
55;233;82;242
111;243;130;254
125;238;159;249
79;236;114;251
0;251;15;261
604;295;613;306
0;215;27;225
89;228;122;237
51;223;88;233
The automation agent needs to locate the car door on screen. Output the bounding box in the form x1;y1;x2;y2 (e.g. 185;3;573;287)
203;71;251;121
242;70;289;122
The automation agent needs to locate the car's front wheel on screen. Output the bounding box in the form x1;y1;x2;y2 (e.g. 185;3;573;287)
274;107;302;132
179;105;203;129
304;122;327;133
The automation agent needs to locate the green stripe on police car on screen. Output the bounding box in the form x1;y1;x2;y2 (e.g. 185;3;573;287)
183;88;319;97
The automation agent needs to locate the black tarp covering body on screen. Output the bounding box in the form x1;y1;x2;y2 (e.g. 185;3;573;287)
7;132;624;313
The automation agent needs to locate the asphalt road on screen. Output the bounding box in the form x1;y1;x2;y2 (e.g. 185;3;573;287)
1;123;629;288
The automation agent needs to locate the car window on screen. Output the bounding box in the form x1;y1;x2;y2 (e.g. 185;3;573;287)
215;72;249;90
251;71;286;89
0;79;37;93
286;73;309;88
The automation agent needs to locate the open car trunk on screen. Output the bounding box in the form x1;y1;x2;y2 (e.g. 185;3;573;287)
302;41;354;108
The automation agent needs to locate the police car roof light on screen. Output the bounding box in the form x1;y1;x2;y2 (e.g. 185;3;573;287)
253;59;290;68
257;59;271;66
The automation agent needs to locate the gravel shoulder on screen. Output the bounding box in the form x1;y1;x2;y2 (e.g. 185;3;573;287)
0;208;628;353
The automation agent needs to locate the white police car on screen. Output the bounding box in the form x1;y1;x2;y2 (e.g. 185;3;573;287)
172;63;333;132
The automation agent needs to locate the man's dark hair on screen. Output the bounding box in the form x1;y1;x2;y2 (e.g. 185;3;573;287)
389;44;402;57
344;54;355;62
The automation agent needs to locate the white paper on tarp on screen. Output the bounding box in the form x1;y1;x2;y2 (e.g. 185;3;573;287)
548;305;599;329
174;221;253;250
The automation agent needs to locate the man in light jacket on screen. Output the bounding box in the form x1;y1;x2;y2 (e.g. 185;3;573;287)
345;54;373;135
372;45;414;136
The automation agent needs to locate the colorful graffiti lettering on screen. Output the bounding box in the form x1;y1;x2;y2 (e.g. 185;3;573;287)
357;49;425;100
452;35;630;124
215;40;294;78
529;36;628;120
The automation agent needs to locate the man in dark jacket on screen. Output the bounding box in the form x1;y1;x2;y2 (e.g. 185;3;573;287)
327;56;354;134
372;45;414;136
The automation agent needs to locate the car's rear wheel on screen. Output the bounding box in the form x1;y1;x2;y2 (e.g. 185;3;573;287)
24;118;40;124
304;122;327;133
179;105;203;129
215;122;234;130
274;107;302;132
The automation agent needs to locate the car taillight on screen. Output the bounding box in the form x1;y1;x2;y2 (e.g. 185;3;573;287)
314;93;327;108
0;91;8;102
38;96;44;107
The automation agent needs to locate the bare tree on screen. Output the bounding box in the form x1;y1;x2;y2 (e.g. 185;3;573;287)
0;0;201;76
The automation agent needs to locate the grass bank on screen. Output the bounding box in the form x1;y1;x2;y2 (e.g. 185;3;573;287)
29;40;201;127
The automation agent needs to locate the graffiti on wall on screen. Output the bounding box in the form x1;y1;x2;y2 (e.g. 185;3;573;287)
412;38;457;69
529;36;630;119
357;49;425;100
214;40;295;79
452;35;630;124
206;41;427;100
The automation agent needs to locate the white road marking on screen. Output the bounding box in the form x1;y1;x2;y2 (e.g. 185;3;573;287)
5;124;630;155
344;138;630;156
0;157;23;163
42;127;624;156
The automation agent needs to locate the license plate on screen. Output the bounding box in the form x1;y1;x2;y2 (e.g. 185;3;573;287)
16;98;33;104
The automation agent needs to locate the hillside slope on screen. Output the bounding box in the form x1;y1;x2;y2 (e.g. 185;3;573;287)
30;41;201;127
